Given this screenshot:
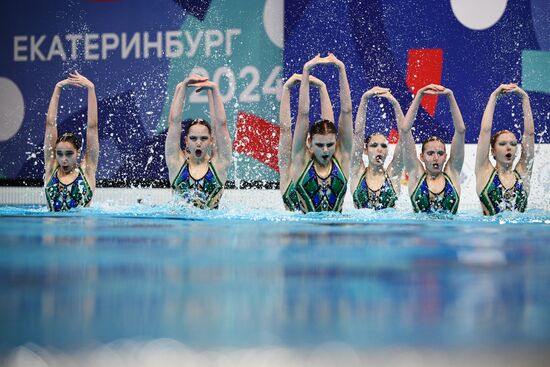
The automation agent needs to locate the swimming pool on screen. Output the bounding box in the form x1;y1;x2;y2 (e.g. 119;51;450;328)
1;204;550;366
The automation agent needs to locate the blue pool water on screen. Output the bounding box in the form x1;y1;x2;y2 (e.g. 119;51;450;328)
1;205;550;365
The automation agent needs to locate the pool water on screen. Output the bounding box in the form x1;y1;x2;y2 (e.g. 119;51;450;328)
1;205;550;365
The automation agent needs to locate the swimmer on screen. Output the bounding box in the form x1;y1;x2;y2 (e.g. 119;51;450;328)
44;72;99;212
475;84;534;215
351;87;405;210
400;84;466;214
165;75;232;209
279;73;334;211
291;53;353;213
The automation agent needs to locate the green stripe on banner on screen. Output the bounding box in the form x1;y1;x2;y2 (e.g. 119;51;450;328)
522;50;550;93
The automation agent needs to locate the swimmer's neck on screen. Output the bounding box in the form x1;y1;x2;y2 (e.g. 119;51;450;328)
367;164;384;175
57;165;77;176
426;171;443;181
496;162;513;174
313;159;332;177
187;154;209;166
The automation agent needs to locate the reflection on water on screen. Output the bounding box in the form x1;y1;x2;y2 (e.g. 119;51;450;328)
0;209;550;354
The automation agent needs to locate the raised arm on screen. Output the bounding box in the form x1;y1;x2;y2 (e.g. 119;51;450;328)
351;87;388;180
329;54;353;161
279;74;301;189
291;55;322;167
475;84;514;172
67;72;99;182
351;91;370;180
191;80;232;177
166;75;207;180
381;90;405;176
400;84;441;174
442;88;466;176
44;81;64;178
310;75;334;123
513;86;535;182
44;77;84;179
207;89;217;157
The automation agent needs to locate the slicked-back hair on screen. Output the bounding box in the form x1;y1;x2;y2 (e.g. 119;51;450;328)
309;119;337;137
421;136;445;153
490;129;516;148
56;132;81;151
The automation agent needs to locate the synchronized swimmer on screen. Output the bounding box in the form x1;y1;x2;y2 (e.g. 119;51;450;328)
43;56;536;216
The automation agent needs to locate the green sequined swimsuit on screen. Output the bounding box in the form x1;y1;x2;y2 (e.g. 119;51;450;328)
282;181;301;211
171;160;224;209
479;169;527;215
295;158;347;213
44;167;93;212
410;173;460;214
353;170;398;210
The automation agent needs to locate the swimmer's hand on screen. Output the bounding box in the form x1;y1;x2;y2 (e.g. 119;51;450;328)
55;79;71;89
318;53;345;70
492;83;517;98
303;54;323;71
189;80;218;93
283;74;326;89
418;84;447;96
68;71;94;89
508;84;528;99
56;71;94;90
182;75;208;88
283;73;302;89
363;86;390;99
363;86;400;105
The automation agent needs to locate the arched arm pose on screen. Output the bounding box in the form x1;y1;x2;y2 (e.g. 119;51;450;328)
400;84;466;214
475;84;534;215
351;87;405;210
44;71;99;212
166;75;232;209
279;73;333;211
290;53;353;213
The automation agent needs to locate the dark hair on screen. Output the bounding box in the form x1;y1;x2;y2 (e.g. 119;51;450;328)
184;118;212;135
491;129;515;148
365;132;386;146
309;119;337;137
56;132;81;150
421;136;445;153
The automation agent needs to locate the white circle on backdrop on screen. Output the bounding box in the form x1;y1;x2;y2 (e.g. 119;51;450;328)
450;0;508;30
263;0;284;49
0;77;25;142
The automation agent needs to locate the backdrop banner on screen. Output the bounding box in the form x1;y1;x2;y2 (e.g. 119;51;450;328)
0;0;548;187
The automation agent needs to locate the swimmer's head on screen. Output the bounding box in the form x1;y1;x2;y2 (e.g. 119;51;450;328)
309;119;337;137
56;132;81;151
491;130;518;165
364;132;388;166
490;130;516;149
421;136;445;154
185;119;213;160
420;136;446;175
308;119;337;165
55;132;81;172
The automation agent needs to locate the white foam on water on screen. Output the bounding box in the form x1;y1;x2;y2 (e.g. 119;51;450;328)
4;341;550;367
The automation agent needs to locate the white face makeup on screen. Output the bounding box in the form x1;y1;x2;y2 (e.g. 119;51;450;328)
309;133;336;165
186;124;212;160
364;134;388;167
55;141;79;173
421;140;447;175
492;132;518;166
